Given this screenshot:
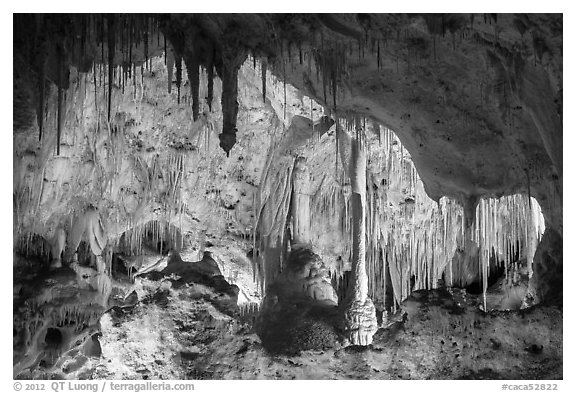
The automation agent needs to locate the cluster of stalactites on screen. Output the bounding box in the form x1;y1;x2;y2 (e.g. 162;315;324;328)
362;125;462;308
15;14;165;150
53;304;103;332
15;233;52;260
472;194;545;310
364;127;546;311
238;301;261;317
265;27;389;113
128;151;186;210
368;194;464;310
115;220;182;256
305;122;546;313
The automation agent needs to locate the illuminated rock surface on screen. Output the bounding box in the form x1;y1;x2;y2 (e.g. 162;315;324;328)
13;13;562;380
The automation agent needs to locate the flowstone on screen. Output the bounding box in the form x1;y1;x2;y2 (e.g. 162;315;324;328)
341;297;378;346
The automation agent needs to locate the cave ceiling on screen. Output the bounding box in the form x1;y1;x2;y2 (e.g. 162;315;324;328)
13;13;563;232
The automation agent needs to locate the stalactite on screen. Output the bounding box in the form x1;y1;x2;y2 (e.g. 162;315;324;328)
100;14;105;67
166;47;174;94
175;53;182;104
56;48;63;156
377;39;381;69
283;60;287;120
205;65;213;113
128;18;133;78
163;35;167;65
218;43;246;155
261;58;267;103
107;15;115;123
144;20;149;71
331;61;337;109
321;34;327;105
185;52;200;121
37;50;46;142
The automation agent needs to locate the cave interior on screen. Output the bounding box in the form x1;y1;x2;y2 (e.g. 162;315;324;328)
12;13;563;380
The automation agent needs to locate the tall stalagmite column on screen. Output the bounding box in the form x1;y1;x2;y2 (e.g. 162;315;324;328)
342;136;378;346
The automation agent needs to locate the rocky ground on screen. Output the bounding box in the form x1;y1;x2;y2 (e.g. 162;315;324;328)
30;268;559;381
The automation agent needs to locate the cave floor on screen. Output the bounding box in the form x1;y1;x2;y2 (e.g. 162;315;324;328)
77;281;562;380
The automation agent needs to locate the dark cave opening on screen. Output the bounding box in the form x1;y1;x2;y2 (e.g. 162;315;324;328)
110;253;133;280
84;333;102;358
44;328;63;348
465;262;507;295
76;241;96;267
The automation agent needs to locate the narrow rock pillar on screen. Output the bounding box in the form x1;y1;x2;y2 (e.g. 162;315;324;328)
342;136;378;346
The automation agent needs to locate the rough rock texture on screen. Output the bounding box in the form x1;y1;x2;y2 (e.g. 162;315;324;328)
12;13;562;377
255;246;340;354
388;288;562;379
291;157;313;245
523;228;562;307
341;298;378;347
13;260;108;379
485;264;529;311
266;246;338;306
79;286;561;379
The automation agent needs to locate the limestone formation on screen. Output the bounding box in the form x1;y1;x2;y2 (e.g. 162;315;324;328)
12;13;563;380
341;136;377;345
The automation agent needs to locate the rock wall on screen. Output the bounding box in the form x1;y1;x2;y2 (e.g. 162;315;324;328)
13;13;562;319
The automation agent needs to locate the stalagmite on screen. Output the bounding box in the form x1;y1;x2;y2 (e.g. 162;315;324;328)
342;134;377;346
